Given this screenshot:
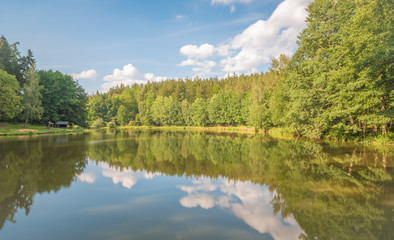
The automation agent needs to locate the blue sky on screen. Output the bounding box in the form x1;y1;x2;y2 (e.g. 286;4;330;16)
0;0;311;93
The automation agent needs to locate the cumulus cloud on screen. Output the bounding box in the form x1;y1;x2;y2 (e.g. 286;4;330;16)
102;64;166;91
71;69;97;80
221;0;310;72
76;172;96;183
180;44;216;59
177;59;217;75
178;0;311;75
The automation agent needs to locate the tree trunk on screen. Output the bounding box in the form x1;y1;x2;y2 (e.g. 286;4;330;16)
24;119;28;127
294;136;299;148
294;127;300;137
363;122;366;134
349;115;355;126
382;125;387;136
373;123;378;134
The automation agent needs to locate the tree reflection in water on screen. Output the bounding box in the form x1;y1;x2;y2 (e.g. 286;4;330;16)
0;130;392;239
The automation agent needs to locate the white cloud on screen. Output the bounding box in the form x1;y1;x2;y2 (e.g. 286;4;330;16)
102;64;166;91
178;0;311;75
76;172;96;183
177;59;216;75
222;0;310;72
211;0;253;5
71;69;97;80
180;43;216;59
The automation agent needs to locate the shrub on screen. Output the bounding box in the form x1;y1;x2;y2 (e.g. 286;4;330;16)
91;118;105;129
106;120;116;128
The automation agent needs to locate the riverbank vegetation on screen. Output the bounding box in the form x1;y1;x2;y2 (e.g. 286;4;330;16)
0;0;392;141
0;123;84;136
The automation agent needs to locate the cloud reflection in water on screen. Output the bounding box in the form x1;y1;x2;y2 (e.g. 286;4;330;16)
178;177;304;240
88;164;303;239
100;163;158;189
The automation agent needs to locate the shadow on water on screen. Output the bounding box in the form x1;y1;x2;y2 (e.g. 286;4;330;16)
0;130;393;239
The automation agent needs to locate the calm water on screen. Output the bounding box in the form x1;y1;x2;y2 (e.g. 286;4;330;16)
0;130;393;240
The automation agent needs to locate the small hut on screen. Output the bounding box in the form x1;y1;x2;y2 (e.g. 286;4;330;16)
55;121;69;128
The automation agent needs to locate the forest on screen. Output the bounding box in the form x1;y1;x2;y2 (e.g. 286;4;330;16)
0;0;392;140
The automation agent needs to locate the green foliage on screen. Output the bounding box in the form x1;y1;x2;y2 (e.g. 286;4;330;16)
38;70;88;127
283;0;393;138
190;98;209;126
91;118;105;129
21;68;43;125
116;105;130;126
106;119;117;128
0;69;22;120
0;35;34;87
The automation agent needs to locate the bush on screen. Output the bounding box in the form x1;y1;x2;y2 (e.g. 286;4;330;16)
91;118;105;129
106;120;116;128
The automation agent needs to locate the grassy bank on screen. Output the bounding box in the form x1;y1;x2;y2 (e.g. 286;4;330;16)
117;125;259;135
0;123;85;136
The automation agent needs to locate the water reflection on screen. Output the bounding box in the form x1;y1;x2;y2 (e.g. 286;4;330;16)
0;130;392;239
178;178;303;240
100;162;159;189
0;134;87;230
76;172;96;183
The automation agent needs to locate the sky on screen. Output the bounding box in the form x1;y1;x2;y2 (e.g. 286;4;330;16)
0;0;312;93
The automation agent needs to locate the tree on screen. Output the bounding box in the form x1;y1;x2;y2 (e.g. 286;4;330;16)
21;68;43;126
91;118;105;128
0;69;22;120
190;98;209;126
116;105;130;126
283;0;393;138
38;70;87;127
0;35;33;87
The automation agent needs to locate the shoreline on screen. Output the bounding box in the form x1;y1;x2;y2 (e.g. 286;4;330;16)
117;125;393;147
0;123;86;136
1;123;392;147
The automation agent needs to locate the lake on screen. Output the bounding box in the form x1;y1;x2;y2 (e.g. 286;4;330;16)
0;130;393;240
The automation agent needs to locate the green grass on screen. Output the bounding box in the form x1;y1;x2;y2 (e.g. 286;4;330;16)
117;125;258;134
0;122;84;136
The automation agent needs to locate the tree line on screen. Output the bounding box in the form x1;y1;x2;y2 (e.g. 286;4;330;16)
1;0;392;139
87;0;392;139
0;36;87;127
